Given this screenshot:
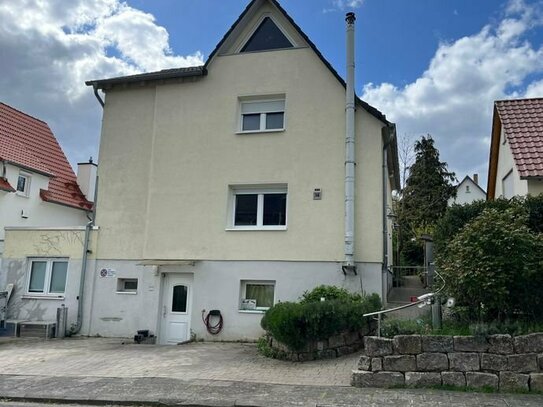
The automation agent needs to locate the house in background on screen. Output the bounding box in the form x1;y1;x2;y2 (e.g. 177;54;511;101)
2;0;399;343
448;174;486;205
487;98;543;199
0;102;94;331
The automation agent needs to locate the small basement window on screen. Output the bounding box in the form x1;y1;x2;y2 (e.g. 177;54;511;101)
240;280;275;311
117;278;138;293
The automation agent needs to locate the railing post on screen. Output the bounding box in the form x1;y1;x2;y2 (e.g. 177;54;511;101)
377;314;381;337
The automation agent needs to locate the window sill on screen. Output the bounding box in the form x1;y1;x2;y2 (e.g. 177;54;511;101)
115;291;138;295
236;129;285;135
22;295;65;300
238;309;267;314
226;226;287;231
16;192;30;198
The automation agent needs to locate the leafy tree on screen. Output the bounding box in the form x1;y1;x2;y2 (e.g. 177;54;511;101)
437;207;543;322
397;135;456;264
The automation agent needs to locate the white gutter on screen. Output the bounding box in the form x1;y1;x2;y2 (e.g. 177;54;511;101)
343;12;356;274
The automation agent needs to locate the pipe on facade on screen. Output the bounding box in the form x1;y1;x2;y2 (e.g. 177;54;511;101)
93;86;105;108
343;12;356;274
382;125;395;302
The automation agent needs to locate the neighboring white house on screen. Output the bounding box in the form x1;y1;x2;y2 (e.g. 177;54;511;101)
2;0;400;342
487;98;543;199
448;174;486;206
0;102;94;329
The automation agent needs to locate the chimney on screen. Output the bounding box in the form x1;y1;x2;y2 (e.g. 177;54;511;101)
77;157;97;202
473;173;479;185
343;11;356;273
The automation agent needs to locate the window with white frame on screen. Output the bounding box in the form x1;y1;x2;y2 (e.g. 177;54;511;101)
16;172;31;196
116;278;138;293
27;259;68;295
240;280;275;310
230;185;287;229
240;98;285;133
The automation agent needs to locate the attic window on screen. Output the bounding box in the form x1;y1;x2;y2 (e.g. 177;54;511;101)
240;17;294;53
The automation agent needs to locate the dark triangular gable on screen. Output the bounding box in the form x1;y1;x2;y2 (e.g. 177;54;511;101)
204;0;389;126
240;16;294;52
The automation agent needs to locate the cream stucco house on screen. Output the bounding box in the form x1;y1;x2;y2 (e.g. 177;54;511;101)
0;102;95;334
2;0;399;342
487;98;543;199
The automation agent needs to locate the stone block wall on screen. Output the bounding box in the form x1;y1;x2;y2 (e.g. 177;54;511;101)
267;328;369;362
351;334;543;392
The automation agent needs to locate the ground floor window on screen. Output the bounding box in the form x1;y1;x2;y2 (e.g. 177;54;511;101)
240;280;275;310
27;258;68;295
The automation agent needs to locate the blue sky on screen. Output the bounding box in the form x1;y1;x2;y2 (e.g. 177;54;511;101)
0;0;542;189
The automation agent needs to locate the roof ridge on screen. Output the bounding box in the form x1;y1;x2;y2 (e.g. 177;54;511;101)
495;97;543;103
0;102;48;125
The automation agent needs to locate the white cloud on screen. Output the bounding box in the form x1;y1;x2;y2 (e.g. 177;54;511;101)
0;0;203;167
362;0;543;188
332;0;364;11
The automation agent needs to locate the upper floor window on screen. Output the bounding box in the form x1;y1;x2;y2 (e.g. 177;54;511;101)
465;185;471;193
229;185;287;230
27;258;68;296
240;17;294;53
240;99;285;133
16;172;31;197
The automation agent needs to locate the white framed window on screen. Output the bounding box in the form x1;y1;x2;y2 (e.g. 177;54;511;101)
116;278;138;294
27;258;68;296
239;98;285;133
16;172;31;197
228;185;287;230
240;280;275;311
465;185;471;193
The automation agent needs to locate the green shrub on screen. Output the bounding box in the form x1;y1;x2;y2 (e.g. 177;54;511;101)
261;293;381;351
299;285;362;303
437;207;543;322
380;318;430;337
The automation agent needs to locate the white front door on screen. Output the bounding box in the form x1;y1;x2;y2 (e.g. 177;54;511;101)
160;274;193;345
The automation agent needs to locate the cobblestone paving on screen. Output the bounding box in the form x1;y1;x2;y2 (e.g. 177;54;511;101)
0;337;356;386
1;338;543;406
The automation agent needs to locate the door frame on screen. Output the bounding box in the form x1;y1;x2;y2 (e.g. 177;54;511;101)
157;272;194;345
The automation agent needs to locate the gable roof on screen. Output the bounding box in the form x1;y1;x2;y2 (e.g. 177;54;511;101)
456;175;486;195
86;0;389;126
0;102;92;210
487;97;543;198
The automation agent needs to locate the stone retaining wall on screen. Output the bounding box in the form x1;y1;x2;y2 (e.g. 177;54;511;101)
267;327;371;361
351;333;543;392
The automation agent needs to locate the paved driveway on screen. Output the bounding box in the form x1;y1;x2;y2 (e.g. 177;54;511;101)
0;337;357;386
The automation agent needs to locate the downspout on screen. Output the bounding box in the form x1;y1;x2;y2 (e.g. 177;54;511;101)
93;86;105;108
382;125;395;303
343;12;357;275
72;88;102;334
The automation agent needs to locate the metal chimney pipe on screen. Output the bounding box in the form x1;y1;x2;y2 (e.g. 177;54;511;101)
344;12;356;272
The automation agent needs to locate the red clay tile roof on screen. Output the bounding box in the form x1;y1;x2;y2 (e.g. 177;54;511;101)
0;177;15;193
0;102;92;210
496;98;543;178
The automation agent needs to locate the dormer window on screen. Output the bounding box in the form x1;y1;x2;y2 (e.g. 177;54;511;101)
16;172;31;197
240;17;294;53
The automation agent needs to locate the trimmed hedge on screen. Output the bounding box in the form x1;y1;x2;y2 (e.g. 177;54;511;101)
261;293;381;351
